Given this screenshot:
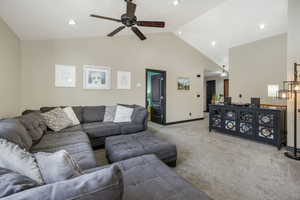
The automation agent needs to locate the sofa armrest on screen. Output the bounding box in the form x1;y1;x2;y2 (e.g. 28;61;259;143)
3;166;123;200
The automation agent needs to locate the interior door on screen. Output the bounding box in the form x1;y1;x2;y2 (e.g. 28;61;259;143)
151;74;165;124
224;79;229;98
206;80;216;112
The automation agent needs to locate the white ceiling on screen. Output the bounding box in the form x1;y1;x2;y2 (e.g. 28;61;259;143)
0;0;226;40
177;0;288;69
0;0;288;71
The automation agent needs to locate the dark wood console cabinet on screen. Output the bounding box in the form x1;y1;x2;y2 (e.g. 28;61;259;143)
209;104;287;149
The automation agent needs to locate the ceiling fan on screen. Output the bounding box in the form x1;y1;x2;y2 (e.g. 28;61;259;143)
90;0;166;41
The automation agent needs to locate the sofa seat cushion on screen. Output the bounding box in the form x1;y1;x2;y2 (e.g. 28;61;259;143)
118;155;211;200
60;125;83;133
32;131;90;150
118;122;145;134
105;132;177;164
31;131;97;170
83;122;121;138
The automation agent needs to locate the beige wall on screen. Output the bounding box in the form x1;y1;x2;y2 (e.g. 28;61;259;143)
229;34;287;105
21;33;218;123
0;17;21;118
287;0;300;148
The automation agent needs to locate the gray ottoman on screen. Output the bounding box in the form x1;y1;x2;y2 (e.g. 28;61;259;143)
105;131;177;167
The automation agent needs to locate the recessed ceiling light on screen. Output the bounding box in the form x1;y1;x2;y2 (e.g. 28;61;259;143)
173;0;179;6
259;24;265;30
178;31;182;35
211;41;216;47
68;19;76;26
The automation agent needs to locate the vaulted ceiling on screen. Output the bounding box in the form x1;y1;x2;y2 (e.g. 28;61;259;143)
0;0;288;71
177;0;288;68
0;0;226;40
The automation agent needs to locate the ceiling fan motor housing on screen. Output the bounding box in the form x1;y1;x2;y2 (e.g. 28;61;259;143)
121;14;137;27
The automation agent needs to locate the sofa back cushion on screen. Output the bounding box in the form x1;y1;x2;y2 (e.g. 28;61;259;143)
18;112;47;144
0;119;32;150
82;106;105;123
0;167;38;198
40;106;83;123
131;106;148;124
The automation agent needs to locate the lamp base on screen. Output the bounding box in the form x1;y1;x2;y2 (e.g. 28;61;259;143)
284;152;300;160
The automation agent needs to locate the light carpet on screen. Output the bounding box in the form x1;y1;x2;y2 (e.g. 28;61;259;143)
95;118;300;200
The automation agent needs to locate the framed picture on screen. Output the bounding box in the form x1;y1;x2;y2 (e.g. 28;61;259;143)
117;71;131;89
55;65;76;88
177;77;190;90
83;66;111;90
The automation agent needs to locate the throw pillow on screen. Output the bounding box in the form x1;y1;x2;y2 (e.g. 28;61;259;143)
63;107;80;126
34;150;82;184
0;139;43;184
18;112;47;144
0;167;38;198
114;105;134;123
104;106;116;122
42;108;73;132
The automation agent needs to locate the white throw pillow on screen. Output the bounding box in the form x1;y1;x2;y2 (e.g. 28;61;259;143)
103;106;116;122
0;139;43;184
34;150;82;184
42;108;73;132
63;107;80;126
113;106;134;123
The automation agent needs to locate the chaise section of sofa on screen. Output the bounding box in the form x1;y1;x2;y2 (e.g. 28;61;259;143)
30;131;97;170
85;154;212;200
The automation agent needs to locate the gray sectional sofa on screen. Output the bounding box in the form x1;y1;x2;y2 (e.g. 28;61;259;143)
0;105;211;200
36;105;148;148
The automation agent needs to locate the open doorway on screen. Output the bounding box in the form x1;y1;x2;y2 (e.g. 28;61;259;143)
145;69;166;125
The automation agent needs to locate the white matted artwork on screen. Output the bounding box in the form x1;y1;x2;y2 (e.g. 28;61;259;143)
83;65;111;90
117;71;131;89
55;65;76;88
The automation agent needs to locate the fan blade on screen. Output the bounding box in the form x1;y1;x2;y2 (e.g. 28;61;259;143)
127;1;137;18
107;26;126;37
131;27;146;40
137;21;165;28
90;14;121;23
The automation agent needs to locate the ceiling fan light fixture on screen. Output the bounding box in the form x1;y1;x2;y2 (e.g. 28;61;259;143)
90;0;166;40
